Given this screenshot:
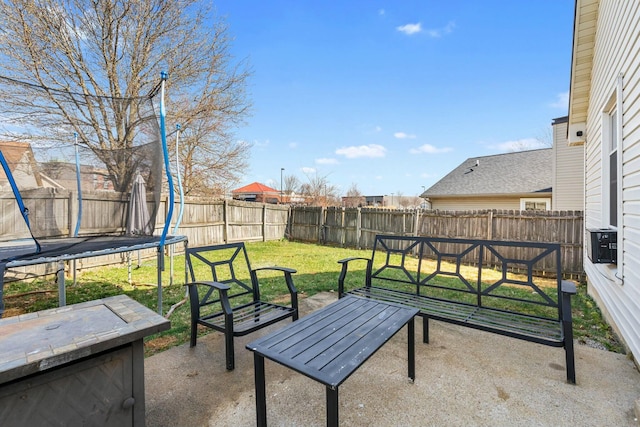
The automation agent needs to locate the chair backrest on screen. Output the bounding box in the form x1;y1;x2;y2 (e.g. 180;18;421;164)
186;242;258;306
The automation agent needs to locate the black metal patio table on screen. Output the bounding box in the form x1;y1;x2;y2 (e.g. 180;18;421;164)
246;295;419;427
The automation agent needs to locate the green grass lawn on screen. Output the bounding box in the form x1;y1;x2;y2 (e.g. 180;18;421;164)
2;239;624;356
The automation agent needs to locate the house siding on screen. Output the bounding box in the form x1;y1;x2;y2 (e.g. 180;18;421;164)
429;196;545;211
580;0;640;359
552;119;585;210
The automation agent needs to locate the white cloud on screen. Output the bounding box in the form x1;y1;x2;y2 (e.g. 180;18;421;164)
394;132;416;139
301;167;316;174
289;142;298;149
254;139;270;148
426;21;457;38
410;144;453;154
397;23;422;35
374;125;382;132
378;9;385;16
316;157;339;165
335;144;387;159
490;138;549;152
550;91;569;109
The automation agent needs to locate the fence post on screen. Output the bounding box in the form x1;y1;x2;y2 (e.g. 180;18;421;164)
356;207;362;249
318;206;326;243
487;210;493;240
223;199;229;243
413;209;420;237
286;205;292;240
262;204;267;242
340;207;346;247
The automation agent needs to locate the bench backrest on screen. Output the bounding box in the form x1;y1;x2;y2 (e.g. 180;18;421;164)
369;235;564;321
186;242;259;307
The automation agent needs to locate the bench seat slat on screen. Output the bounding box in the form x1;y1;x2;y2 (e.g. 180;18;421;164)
349;286;563;343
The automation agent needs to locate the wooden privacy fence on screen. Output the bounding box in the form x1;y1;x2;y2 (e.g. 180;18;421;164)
1;188;584;280
2;190;289;276
288;207;584;279
176;198;289;247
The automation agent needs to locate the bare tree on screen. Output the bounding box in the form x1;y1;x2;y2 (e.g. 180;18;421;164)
343;183;365;207
283;174;301;197
300;172;338;207
535;125;554;148
0;0;251;193
176;120;250;197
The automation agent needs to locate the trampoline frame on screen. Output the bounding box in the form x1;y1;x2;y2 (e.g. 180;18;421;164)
2;235;187;315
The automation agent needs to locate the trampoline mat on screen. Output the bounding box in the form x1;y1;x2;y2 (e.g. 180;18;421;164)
3;235;186;267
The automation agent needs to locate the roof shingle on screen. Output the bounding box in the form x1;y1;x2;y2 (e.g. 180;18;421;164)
423;149;552;197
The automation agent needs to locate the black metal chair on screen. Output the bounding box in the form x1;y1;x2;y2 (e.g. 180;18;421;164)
185;242;299;370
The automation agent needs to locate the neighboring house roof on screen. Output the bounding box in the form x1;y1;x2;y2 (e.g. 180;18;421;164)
232;182;279;194
422;149;552;198
1;141;33;172
0;141;43;188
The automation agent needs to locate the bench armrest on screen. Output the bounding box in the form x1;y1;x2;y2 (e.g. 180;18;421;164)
560;280;577;323
338;257;372;295
561;280;577;295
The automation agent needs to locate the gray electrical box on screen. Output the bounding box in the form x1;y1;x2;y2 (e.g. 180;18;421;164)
587;228;617;264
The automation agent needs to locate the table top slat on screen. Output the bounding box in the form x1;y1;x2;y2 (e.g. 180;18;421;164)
300;303;403;369
272;298;381;359
247;295;418;387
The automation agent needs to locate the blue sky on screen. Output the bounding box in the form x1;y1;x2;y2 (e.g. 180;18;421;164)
215;1;574;197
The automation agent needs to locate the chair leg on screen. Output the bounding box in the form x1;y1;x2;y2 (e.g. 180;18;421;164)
190;320;198;347
225;331;235;370
225;313;235;370
422;316;429;344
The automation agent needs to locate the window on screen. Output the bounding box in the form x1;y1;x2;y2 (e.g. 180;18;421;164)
520;198;550;211
603;99;621;228
609;108;618;227
599;76;623;275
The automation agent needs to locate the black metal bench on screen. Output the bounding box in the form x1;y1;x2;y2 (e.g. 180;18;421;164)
185;242;299;370
337;235;576;384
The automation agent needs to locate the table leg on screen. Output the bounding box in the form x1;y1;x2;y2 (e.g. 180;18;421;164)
326;385;339;427
408;317;415;382
254;353;267;427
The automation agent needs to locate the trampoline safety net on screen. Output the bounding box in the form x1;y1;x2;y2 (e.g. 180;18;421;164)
0;76;165;263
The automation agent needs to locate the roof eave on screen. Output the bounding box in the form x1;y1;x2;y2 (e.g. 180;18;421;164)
424;192;552;199
568;0;599;134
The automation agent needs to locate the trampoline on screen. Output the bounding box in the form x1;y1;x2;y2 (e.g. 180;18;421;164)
0;73;187;316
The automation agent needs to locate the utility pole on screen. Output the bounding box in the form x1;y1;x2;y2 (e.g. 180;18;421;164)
280;167;285;203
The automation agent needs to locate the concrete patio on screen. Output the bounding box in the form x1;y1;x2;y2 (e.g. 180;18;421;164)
145;292;640;427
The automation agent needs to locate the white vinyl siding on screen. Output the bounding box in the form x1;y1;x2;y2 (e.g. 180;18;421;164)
552;119;585;210
580;0;640;360
429;196;548;211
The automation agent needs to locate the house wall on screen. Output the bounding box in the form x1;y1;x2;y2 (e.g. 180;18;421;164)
581;0;640;359
429;196;548;211
552;118;585;210
11;152;40;189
